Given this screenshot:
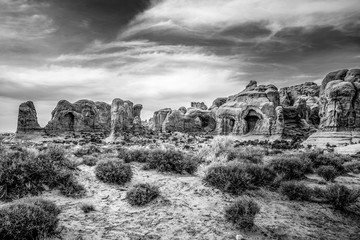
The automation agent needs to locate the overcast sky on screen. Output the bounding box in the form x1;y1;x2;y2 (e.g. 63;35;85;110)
1;0;360;132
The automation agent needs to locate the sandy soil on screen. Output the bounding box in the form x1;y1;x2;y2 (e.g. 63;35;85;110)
35;160;360;240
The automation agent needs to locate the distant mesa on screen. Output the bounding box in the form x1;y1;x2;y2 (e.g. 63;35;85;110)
16;68;360;145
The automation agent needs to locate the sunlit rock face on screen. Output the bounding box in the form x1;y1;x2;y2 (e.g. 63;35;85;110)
16;101;43;134
214;81;284;136
319;69;360;131
152;108;172;132
45;100;111;133
190;102;208;110
305;69;360;146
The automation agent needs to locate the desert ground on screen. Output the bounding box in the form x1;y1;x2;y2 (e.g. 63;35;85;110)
1;132;360;240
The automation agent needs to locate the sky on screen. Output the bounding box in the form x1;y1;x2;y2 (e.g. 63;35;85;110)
0;0;360;132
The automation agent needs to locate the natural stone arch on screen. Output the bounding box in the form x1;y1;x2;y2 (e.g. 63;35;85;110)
197;115;216;132
63;112;75;131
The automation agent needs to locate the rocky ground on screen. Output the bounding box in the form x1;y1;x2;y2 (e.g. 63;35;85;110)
1;133;360;240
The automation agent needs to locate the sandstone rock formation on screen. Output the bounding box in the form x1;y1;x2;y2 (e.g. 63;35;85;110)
16;101;43;134
214;81;284;136
45;100;111;133
191;102;208;110
152;108;172;132
209;97;227;110
305;68;360;146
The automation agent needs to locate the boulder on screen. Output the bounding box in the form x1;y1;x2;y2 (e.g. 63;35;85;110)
45;99;111;133
209;97;227;110
16;101;42;134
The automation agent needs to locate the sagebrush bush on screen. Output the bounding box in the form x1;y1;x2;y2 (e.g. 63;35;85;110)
204;163;275;194
321;184;360;210
343;160;360;174
80;204;95;213
269;156;309;180
279;181;312;201
224;196;260;229
227;147;264;164
146;149;198;174
317;165;338;182
121;148;151;163
74;144;100;157
310;153;351;174
126;183;160;206
0;145;84;201
0;198;60;240
95;160;133;185
82;156;98;166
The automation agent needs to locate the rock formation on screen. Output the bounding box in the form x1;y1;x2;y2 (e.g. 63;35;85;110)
214;81;284;136
305;68;360;146
191;102;208;110
45;100;111;133
16;101;43;134
152;108;172;132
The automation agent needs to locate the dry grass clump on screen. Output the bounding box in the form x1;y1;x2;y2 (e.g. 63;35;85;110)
119;147;151;163
95;159;133;185
0;198;60;240
224;196;260;230
227;146;264;164
343;160;360;174
0;145;85;201
126;183;160;206
279;181;312;201
74;144;101;157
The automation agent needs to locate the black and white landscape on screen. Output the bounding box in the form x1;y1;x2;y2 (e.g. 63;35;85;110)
0;1;360;240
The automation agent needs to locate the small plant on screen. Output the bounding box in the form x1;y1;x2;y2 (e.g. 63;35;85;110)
146;149;198;174
80;204;96;213
227;147;264;164
121;148;151;163
321;184;360;210
269;156;309;180
279;181;312;201
224;196;260;229
343;160;360;174
0;198;60;240
74;144;100;157
204;163;252;195
317;165;338;182
82;156;98;166
126;183;160;206
95;159;133;185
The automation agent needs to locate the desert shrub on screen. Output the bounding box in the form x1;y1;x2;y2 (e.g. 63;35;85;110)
224;196;260;229
243;164;277;186
203;163;275;194
0;198;60;240
321;184;360;210
0;146;83;201
269;156;308;180
95;160;133;185
227;147;264;164
121;148;151;163
74;144;100;157
82;156;98;166
57;172;86;198
343;160;360;174
126;183;160;206
310;153;352;174
146;149;198;174
80;204;95;213
279;181;312;201
317;165;338;182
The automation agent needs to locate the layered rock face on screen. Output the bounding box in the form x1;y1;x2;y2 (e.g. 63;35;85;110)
319;69;360;131
16;101;42;134
214;81;284;136
305;68;360;146
45;100;111;133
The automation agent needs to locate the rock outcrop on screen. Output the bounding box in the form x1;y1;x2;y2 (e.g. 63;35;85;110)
305;68;360;146
152;108;172;132
214;81;284;136
16;101;43;134
45;100;111;133
191;102;208;110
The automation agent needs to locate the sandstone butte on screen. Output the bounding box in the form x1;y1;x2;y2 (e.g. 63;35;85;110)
16;68;360;146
